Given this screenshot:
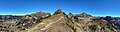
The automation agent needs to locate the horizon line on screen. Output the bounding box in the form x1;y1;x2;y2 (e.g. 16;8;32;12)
0;14;120;17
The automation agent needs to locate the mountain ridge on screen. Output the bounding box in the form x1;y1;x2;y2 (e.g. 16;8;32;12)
0;9;119;32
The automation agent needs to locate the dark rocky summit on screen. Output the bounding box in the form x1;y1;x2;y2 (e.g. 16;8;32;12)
0;9;120;32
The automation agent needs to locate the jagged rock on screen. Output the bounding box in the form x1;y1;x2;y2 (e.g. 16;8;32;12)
75;12;92;18
26;9;75;32
24;9;120;32
16;12;51;31
68;13;74;19
13;10;120;32
99;16;120;29
24;10;119;32
0;9;120;32
35;12;51;18
53;9;66;15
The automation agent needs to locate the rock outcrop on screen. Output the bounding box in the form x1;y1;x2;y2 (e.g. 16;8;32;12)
27;9;74;32
0;9;120;32
20;9;120;32
16;12;51;31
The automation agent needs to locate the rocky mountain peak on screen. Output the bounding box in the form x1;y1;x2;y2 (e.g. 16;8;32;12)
0;9;119;32
81;12;88;15
27;10;74;32
48;9;68;21
79;12;92;17
68;13;74;18
81;12;87;15
53;9;66;15
68;13;73;15
35;12;51;18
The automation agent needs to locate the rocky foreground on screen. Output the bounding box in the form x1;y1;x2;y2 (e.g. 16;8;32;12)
0;9;120;32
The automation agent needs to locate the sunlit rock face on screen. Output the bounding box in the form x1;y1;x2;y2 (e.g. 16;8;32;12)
70;12;119;32
17;9;119;32
26;9;75;32
16;12;51;31
0;9;120;32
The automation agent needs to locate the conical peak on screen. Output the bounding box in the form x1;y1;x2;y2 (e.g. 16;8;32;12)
79;12;92;17
81;12;87;15
53;9;66;15
80;12;90;16
68;13;72;15
68;13;73;16
57;9;62;12
55;9;62;13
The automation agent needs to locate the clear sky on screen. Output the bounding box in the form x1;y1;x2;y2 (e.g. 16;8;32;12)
0;0;120;16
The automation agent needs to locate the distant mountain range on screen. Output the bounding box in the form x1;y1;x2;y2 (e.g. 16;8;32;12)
0;9;120;32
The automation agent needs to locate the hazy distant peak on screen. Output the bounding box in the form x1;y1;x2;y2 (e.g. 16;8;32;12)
81;12;87;15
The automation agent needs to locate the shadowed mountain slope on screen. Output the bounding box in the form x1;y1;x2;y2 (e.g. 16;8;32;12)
0;9;119;32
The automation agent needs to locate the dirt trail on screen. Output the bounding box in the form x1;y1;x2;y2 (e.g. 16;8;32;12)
27;17;64;32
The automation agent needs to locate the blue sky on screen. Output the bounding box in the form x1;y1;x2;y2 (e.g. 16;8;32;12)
0;0;120;16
